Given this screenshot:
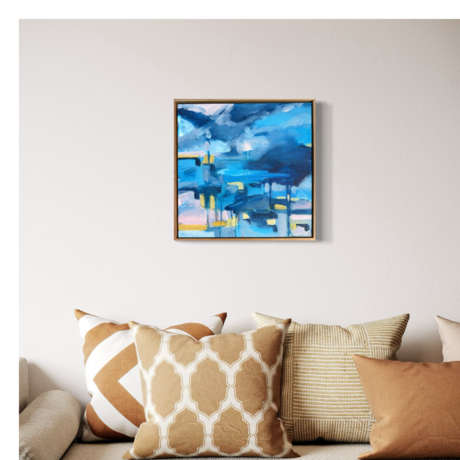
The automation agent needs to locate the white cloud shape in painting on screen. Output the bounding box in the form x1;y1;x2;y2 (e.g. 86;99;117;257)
187;104;232;117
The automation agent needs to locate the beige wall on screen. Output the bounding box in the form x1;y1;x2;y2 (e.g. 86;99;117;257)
20;20;460;406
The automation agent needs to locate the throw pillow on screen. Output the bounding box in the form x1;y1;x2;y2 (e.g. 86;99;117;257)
434;315;460;362
123;319;298;458
75;309;227;442
353;354;460;459
252;312;409;443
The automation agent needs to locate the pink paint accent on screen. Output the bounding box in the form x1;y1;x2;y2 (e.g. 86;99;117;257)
179;207;207;225
291;214;311;221
178;192;204;209
178;192;207;225
291;200;312;210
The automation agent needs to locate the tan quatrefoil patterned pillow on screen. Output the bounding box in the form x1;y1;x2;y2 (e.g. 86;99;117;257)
124;319;298;459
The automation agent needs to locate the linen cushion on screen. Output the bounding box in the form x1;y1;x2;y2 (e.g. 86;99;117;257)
353;355;460;459
124;319;298;458
20;390;81;460
434;315;460;362
75;310;227;442
61;443;376;460
252;312;409;443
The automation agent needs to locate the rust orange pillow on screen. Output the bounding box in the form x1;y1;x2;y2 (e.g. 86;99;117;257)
353;355;460;459
124;319;298;458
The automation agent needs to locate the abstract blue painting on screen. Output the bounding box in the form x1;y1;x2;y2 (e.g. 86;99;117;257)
175;100;315;239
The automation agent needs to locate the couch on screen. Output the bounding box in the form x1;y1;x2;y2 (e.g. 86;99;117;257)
18;358;431;460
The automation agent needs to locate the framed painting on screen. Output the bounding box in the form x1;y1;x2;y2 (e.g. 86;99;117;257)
174;99;315;240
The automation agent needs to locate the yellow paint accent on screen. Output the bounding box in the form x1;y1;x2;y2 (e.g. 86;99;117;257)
287;194;290;201
200;194;205;207
306;143;312;147
210;195;215;210
290;197;299;202
267;219;277;225
243;213;250;219
178;153;200;158
233;216;237;226
212;221;226;227
178;224;207;231
276;196;286;200
226;216;238;227
290;223;297;231
228;182;244;190
203;154;215;164
275;204;287;210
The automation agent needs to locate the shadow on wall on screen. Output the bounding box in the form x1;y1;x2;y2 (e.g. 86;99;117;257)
27;362;61;402
398;329;443;364
314;101;333;243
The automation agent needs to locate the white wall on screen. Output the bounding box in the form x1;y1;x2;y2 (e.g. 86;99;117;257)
20;20;460;407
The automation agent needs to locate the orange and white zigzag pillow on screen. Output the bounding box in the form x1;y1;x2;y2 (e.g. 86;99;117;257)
75;309;227;442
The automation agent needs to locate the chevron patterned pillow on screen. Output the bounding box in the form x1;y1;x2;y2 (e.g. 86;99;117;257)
75;310;227;442
252;312;409;443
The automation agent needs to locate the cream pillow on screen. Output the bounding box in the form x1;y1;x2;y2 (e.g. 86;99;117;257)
252;312;409;443
435;315;460;362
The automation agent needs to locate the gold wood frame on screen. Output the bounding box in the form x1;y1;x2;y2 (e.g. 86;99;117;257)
174;99;316;241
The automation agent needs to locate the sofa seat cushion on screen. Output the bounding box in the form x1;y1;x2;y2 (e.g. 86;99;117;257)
62;442;132;460
61;442;444;460
62;443;370;460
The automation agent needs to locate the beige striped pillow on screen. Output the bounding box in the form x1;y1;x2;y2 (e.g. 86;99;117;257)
252;312;409;443
75;310;227;442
